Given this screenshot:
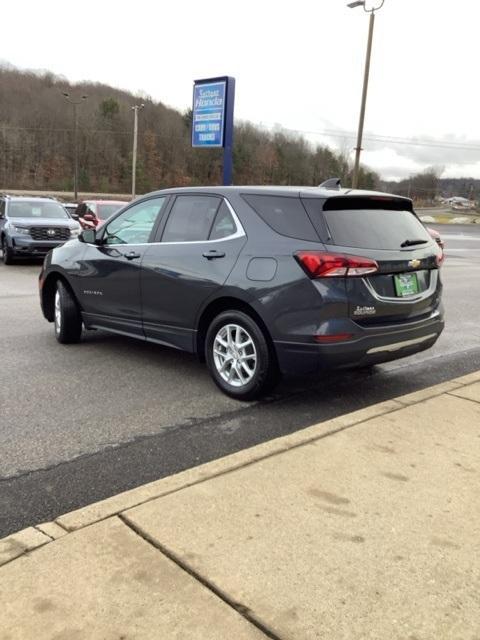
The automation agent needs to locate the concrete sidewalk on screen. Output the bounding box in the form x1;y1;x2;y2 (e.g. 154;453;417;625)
1;373;480;640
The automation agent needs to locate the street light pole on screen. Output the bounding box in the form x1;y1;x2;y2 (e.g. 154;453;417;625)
348;0;385;189
73;102;79;200
131;104;144;199
62;93;88;201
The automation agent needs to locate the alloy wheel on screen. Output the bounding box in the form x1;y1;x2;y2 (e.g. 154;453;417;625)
213;323;257;388
54;290;62;334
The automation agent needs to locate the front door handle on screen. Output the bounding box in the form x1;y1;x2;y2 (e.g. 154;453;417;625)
123;251;141;260
202;250;226;260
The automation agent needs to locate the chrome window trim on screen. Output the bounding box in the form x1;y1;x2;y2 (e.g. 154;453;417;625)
95;197;246;247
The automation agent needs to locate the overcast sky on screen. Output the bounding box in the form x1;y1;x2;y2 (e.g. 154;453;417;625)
2;0;479;180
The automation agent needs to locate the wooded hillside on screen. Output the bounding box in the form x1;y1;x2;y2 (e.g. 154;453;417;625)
0;65;379;194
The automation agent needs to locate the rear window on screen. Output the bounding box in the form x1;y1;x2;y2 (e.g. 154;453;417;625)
303;198;431;250
321;209;431;250
242;194;318;241
97;203;124;219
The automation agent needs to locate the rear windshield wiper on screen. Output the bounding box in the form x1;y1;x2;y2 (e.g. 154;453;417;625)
400;239;428;248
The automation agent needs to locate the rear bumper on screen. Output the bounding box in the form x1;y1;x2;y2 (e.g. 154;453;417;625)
274;309;445;376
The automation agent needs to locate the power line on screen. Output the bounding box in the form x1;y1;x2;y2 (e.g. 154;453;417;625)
263;124;480;152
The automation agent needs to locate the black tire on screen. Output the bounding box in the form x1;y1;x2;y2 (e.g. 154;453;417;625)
205;310;279;401
2;237;14;265
54;280;83;344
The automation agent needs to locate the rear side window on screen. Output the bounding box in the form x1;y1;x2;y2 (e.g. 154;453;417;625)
162;195;221;242
321;208;432;250
242;194;318;241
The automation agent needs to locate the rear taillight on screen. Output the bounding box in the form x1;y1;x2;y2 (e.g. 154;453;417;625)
295;251;378;278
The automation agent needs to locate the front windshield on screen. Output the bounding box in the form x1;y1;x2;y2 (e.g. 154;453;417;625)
8;201;70;220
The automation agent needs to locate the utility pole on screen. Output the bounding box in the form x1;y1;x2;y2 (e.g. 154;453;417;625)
131;104;144;199
62;93;88;201
347;0;385;189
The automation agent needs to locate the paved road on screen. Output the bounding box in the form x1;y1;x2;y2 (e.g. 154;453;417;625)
1;223;480;537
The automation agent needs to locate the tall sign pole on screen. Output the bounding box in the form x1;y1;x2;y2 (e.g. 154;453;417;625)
192;76;236;185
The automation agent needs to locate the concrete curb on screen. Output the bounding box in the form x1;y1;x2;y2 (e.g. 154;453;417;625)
1;370;479;567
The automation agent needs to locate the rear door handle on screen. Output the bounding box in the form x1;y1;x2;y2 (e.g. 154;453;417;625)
202;250;226;260
123;251;141;260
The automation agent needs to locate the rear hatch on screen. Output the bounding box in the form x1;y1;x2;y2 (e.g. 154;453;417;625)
302;196;442;325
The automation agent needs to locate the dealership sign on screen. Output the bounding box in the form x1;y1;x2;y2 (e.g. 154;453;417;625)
192;80;228;148
191;76;235;185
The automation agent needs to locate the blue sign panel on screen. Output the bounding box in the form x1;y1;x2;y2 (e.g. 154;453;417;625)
192;80;227;148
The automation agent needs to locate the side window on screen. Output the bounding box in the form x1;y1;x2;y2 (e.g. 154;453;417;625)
209;201;237;240
242;194;318;242
0;200;5;218
162;196;221;242
104;197;166;245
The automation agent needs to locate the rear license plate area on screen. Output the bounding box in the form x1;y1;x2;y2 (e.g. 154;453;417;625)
394;272;419;297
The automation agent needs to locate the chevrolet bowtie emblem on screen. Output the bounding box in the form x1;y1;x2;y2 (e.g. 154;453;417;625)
408;259;421;268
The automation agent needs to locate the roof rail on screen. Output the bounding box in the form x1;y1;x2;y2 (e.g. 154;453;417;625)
319;178;341;190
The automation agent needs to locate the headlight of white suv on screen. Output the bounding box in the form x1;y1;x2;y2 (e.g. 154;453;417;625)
70;227;81;237
10;225;30;235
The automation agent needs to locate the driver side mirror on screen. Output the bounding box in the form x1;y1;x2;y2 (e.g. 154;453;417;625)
80;228;97;244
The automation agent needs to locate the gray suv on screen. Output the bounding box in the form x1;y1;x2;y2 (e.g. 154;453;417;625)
0;195;81;264
39;185;444;400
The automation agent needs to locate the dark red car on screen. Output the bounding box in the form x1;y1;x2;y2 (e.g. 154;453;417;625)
76;200;129;229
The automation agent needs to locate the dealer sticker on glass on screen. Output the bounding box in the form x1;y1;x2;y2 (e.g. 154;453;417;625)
394;273;419;297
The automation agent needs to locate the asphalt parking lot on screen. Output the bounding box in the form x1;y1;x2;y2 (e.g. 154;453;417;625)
1;223;480;538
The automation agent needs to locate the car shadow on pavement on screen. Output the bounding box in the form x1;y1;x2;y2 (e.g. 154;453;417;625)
77;327;480;408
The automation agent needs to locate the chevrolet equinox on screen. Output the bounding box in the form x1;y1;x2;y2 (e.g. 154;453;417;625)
39;185;444;400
